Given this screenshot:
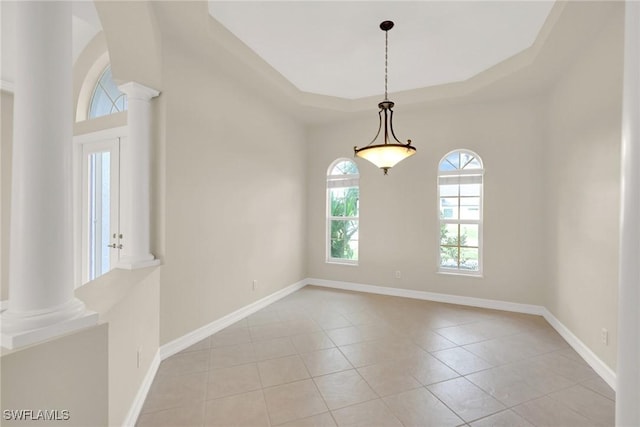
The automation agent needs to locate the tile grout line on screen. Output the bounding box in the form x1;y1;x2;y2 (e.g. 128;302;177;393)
139;286;614;427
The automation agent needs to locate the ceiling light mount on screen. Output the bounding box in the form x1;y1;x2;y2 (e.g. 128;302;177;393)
379;20;394;32
354;20;416;175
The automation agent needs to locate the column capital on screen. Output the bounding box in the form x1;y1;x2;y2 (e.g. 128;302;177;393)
118;81;160;101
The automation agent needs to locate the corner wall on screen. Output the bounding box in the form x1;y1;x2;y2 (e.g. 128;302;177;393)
1;90;12;301
76;268;160;427
306;95;548;306
306;1;624;377
159;38;307;345
1;324;108;427
545;4;624;371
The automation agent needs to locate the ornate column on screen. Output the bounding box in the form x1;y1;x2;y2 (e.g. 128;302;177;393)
1;1;97;349
116;82;160;269
616;1;640;425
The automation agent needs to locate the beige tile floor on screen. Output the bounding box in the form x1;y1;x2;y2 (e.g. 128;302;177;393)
136;286;615;427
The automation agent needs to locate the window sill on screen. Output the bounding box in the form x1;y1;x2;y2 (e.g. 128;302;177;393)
326;260;359;267
437;270;483;278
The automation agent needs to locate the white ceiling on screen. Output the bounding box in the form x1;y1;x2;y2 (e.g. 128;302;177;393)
208;1;555;100
1;1;555;100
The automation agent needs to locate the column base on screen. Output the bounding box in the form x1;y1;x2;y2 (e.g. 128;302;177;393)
116;254;161;270
1;299;98;350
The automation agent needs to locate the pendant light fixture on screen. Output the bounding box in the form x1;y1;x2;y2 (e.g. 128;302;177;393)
354;20;416;175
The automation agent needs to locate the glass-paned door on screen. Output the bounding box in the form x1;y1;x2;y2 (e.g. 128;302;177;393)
82;139;120;283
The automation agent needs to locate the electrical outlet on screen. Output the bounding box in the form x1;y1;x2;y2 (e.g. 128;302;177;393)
252;280;258;291
601;328;608;345
395;271;401;279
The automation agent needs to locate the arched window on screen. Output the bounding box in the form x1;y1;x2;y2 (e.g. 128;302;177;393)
88;65;127;119
327;159;359;264
438;150;483;275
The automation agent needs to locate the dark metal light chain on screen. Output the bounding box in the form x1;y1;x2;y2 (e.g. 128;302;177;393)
384;29;389;101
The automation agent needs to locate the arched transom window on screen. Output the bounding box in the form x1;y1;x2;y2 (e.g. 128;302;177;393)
438;150;484;275
88;65;127;119
327;159;359;264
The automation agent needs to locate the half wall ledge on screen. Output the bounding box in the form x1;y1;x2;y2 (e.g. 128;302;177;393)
1;309;98;351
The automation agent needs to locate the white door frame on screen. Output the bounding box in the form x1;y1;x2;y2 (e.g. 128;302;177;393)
73;126;126;287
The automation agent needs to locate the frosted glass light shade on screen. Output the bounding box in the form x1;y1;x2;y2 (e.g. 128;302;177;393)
355;143;416;174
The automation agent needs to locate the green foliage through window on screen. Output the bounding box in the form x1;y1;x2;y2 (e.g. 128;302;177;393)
330;188;359;259
438;150;483;274
440;224;478;270
327;160;359;263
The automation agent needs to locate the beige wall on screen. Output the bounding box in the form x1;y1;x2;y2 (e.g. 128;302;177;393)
158;38;307;344
306;2;624;372
0;3;625;425
76;268;160;427
545;6;624;371
306;95;548;306
1;324;108;427
94;1;162;90
1;90;12;300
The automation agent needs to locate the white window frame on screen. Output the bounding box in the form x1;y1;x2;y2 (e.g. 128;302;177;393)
87;65;128;120
437;149;484;276
73;127;126;286
76;52;110;122
326;158;360;265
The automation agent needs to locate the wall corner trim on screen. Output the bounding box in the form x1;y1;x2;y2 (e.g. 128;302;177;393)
308;278;545;315
121;350;161;427
125;277;616;426
158;279;308;360
307;278;617;390
125;278;306;426
541;308;616;390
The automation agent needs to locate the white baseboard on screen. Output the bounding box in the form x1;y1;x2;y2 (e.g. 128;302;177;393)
125;276;617;427
541;308;616;390
122;350;161;427
308;278;616;390
126;279;306;427
308;278;545;316
159;279;307;360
